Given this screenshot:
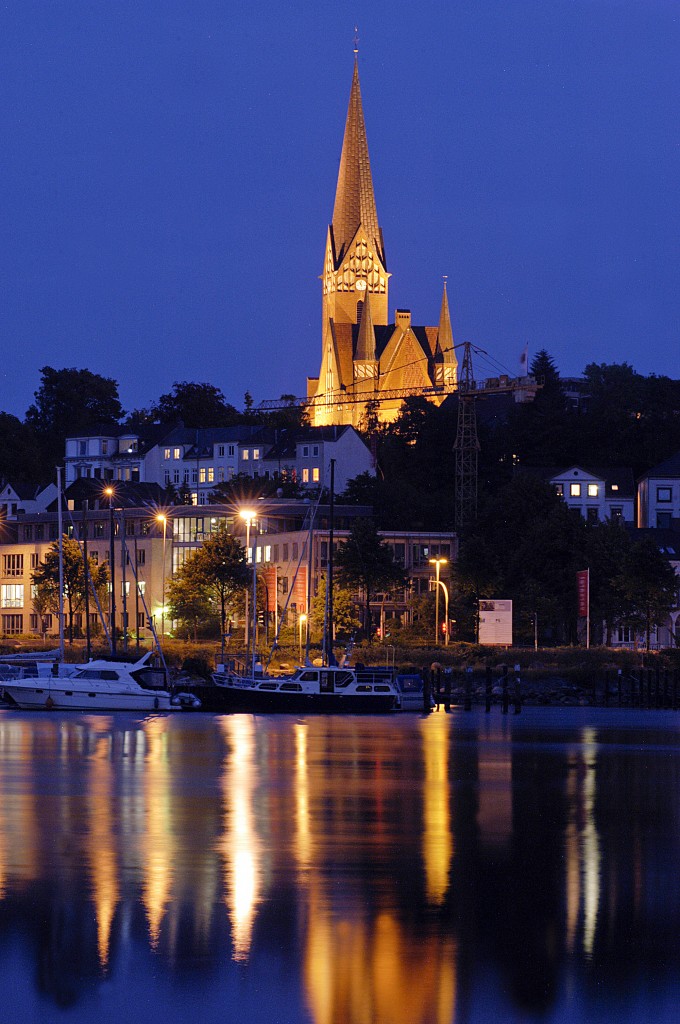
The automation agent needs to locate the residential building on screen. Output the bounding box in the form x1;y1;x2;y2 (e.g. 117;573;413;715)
0;482;57;521
65;424;374;501
532;466;635;523
637;452;680;529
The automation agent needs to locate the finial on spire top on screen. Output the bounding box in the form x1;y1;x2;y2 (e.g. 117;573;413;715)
353;25;359;55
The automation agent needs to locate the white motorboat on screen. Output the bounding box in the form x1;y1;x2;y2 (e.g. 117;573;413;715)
1;651;187;712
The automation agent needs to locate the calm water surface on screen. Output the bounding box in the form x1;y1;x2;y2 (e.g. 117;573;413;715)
0;707;678;1023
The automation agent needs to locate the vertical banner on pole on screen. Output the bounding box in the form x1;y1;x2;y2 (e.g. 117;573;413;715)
577;569;590;648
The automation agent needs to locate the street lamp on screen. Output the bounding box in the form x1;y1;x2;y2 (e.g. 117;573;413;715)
429;557;449;647
156;513;167;638
104;486;116;655
299;613;307;664
240;509;258;676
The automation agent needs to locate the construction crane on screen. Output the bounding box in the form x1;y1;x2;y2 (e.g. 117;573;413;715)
258;344;538;530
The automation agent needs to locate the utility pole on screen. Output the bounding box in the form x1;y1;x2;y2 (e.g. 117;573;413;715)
453;342;480;530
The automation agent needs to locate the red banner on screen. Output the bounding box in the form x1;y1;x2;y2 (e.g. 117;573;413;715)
577;569;589;618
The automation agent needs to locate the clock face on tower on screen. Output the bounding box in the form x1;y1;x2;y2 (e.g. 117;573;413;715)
355;279;367;291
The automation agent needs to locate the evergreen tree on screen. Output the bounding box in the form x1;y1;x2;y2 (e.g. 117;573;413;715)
335;519;407;640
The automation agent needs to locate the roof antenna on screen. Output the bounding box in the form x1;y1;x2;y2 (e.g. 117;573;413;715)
353;25;359;55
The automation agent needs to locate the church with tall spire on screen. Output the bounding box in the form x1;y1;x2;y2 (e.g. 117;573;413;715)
307;50;458;427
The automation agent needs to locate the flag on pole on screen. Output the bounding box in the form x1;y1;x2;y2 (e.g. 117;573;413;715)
577;569;589;618
519;344;529;375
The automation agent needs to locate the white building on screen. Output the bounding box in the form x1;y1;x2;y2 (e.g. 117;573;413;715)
637;452;680;529
548;466;635;523
65;424;374;502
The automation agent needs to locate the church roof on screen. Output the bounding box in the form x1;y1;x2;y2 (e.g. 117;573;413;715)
331;59;383;265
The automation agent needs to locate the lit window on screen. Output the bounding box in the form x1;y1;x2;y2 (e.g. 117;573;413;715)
253;449;260;461
164;448;171;460
242;449;249;461
173;448;181;460
208;467;214;482
191;492;198;506
1;584;24;608
199;468;206;483
570;483;581;497
3;554;24;577
312;467;320;482
587;484;598;497
302;468;309;483
611;484;619;492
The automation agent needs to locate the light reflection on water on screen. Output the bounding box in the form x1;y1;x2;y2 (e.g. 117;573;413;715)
0;707;679;1023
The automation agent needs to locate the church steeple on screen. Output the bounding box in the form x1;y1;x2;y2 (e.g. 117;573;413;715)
322;55;389;330
435;278;458;385
332;58;383;266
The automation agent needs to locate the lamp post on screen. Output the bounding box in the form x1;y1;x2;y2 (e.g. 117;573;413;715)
429;557;448;646
299;613;307;664
156;513;167;637
104;486;116;655
241;510;257;676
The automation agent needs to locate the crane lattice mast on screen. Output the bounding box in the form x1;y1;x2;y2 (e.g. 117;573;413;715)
453;342;480;530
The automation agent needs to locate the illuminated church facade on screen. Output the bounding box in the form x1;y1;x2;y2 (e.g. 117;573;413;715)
307;55;458;427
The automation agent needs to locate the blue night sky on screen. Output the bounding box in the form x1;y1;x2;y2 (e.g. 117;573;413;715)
2;1;679;419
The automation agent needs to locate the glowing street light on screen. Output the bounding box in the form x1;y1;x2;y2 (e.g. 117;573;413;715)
429;557;449;647
240;510;258;676
156;513;168;637
104;486;116;655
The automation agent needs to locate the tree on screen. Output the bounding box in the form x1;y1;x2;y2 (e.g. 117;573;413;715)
335;519;407;640
613;538;678;651
191;525;249;642
167;562;215;641
0;413;41;487
153;382;240;428
309;574;361;642
167;526;248;642
32;537;109;644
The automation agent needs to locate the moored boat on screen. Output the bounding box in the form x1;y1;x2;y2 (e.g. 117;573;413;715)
190;663;401;713
1;651;193;712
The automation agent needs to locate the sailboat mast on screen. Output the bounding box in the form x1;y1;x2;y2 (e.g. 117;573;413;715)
324;459;335;666
57;467;65;663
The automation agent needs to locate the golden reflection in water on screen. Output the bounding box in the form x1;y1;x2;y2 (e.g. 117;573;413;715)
304;898;457;1024
84;716;119;970
476;725;513;849
294;722;312;870
580;727;601;957
141;716;174;949
564;728;602;958
219;717;261;962
0;718;42;887
419;714;452;905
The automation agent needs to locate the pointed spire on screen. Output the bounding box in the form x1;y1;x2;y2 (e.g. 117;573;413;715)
355;293;376;362
332;58;382;263
438;277;457;366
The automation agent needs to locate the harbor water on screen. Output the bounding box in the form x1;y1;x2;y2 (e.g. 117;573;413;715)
0;706;678;1023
